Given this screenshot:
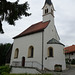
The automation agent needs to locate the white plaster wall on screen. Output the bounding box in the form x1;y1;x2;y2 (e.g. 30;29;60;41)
43;23;66;70
43;4;54;23
65;53;75;59
10;32;42;66
43;44;66;70
70;54;75;59
11;67;40;74
65;54;69;59
43;2;60;41
44;21;60;44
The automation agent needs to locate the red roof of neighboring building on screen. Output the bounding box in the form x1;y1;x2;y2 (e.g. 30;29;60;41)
13;21;50;39
64;45;75;53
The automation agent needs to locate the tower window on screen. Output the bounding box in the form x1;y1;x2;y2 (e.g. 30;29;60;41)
51;9;53;14
45;9;48;14
28;46;34;58
48;47;53;57
51;9;54;16
14;48;19;59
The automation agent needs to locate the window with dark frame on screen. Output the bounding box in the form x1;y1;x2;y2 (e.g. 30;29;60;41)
28;46;34;58
14;48;19;59
31;47;33;57
48;47;53;57
45;8;48;14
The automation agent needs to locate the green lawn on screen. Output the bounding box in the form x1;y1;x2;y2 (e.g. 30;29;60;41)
8;74;52;75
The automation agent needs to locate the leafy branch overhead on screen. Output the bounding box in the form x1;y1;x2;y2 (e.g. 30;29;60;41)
0;0;31;33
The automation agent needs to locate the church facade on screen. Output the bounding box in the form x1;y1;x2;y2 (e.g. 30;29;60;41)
10;0;66;73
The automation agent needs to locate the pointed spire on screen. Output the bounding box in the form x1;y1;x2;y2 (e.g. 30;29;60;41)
45;0;52;5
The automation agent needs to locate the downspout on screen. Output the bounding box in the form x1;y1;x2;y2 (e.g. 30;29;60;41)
42;31;44;70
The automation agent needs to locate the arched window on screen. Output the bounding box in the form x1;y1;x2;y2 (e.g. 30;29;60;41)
51;9;54;17
51;9;53;14
28;46;34;58
48;47;53;57
14;48;19;58
45;8;48;14
47;9;48;13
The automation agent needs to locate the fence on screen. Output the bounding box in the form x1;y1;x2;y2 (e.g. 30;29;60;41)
12;61;42;70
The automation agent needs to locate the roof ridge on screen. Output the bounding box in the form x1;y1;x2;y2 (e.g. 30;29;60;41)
31;21;42;26
31;20;50;27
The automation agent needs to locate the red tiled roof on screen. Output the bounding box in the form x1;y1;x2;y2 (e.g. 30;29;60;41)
13;21;50;39
64;45;75;53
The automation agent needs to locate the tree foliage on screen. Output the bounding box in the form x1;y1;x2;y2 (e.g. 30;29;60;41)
0;0;31;33
0;43;12;66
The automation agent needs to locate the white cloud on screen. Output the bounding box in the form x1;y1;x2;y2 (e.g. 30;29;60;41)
0;0;75;46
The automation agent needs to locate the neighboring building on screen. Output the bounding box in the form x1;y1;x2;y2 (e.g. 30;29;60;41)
10;0;66;73
64;45;75;60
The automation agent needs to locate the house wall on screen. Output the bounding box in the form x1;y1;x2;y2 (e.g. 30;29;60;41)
11;67;40;74
10;32;43;66
65;53;75;59
43;44;66;70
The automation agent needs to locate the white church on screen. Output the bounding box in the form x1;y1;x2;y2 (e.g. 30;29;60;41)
10;0;66;73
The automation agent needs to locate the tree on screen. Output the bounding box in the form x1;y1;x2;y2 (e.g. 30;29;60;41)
0;43;12;66
0;0;31;33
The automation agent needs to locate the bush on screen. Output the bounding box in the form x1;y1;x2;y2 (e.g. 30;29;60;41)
0;66;11;74
65;58;70;64
1;72;8;75
71;59;75;65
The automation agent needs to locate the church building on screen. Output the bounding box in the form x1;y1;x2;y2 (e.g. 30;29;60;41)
10;0;66;73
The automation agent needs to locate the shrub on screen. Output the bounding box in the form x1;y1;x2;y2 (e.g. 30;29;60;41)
65;58;70;64
1;72;8;75
71;59;75;65
0;66;11;74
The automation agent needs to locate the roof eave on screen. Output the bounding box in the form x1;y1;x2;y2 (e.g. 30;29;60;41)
13;29;44;39
47;43;65;46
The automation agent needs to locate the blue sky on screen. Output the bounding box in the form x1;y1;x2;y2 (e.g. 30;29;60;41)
0;0;75;46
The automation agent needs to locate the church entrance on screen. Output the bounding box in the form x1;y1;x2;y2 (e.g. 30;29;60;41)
22;56;25;67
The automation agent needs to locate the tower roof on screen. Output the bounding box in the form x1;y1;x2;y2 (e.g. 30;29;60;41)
45;0;52;5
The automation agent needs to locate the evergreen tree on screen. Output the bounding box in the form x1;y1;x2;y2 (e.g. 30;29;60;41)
0;43;12;66
0;0;31;33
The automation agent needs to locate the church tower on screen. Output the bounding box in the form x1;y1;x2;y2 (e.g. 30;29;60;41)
43;0;66;71
42;0;55;22
42;0;60;41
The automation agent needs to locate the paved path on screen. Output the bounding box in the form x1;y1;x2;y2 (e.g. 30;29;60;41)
50;67;75;75
62;67;75;75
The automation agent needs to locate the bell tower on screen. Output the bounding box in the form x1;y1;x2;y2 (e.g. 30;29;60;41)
42;0;55;22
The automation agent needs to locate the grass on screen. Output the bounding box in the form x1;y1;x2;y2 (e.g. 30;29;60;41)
7;73;53;75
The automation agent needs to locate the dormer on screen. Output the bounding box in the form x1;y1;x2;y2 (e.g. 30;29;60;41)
42;0;55;22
